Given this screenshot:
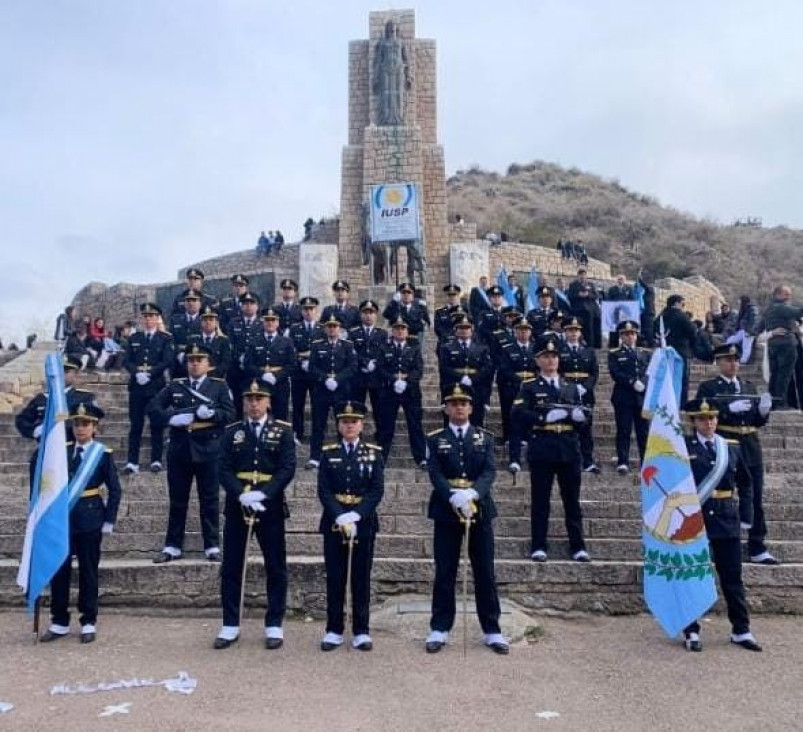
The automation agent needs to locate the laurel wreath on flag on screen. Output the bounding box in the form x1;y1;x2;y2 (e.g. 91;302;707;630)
643;547;715;581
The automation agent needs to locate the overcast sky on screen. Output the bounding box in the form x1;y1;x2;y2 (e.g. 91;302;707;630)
1;0;801;346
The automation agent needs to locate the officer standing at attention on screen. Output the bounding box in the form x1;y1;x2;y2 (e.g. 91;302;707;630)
498;319;537;445
122;302;174;474
377;317;428;468
169;290;203;379
347;300;387;425
243;307;296;422
171;267;218;314
477;285;506;345
274;278;303;335
696;344;777;565
187;306;232;380
510;338;590;563
219;274;251;335
424;385;508;655
214;380;296;650
227;292;261;418
608;320;651;475
756;284;803;409
681;399;761;653
526;286;559;339
289;297;324;445
434;284;468;344
382;282;431;345
150;345;235;563
16;355;98;445
321;280;361;332
37;403;121;644
318;401;384;652
307;315;358;469
560;316;600;474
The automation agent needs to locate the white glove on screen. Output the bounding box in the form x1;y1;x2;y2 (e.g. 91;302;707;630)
301;360;310;372
545;408;568;423
460;375;472;387
177;352;185;364
169;413;194;427
135;372;151;386
571;407;586;423
262;372;277;385
239;354;245;366
336;511;361;537
80;354;90;369
325;378;338;391
239;490;267;512
33;424;43;439
633;380;645;393
576;384;587;398
101;522;114;535
740;522;752;530
394;379;407;394
366;359;376;373
758;392;772;416
196;404;215;419
728;399;752;414
508;462;521;473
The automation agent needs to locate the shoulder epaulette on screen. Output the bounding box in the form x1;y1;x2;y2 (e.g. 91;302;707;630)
322;443;339;451
513;398;524;405
493;329;504;334
427;428;445;436
217;333;229;340
175;378;188;383
210;377;226;382
274;419;291;427
522;378;536;384
311;339;324;344
725;438;740;446
348;325;360;332
66;441;74;446
364;442;382;451
610;346;623;352
502;342;513;348
105;448;113;454
74;388;92;393
226;421;244;429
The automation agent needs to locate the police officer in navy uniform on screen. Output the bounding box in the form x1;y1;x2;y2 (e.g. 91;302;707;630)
16;355;98;445
219;273;251;335
498;319;538;447
318;401;384;652
608;320;651;475
307;315;358;469
510;337;590;563
424;385;508;655
122;302;175;474
377;317;428;468
695;343;777;565
347;300;387;425
477;285;506;345
320;280;360;331
274;278;303;335
38;402;122;644
382;282;431;345
171;267;218;314
434;284;468;344
526;286;559;338
439;315;493;427
150;344;236;563
214;380;296;650
243;307;296;422
560;316;600;473
227;292;262;419
681;399;761;653
289;296;324;444
169;289;204;378
187;306;233;379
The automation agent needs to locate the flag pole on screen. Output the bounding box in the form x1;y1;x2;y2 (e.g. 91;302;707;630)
32;596;41;643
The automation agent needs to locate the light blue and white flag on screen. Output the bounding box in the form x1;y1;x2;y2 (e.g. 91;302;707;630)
525;266;540;312
496;266;516;307
17;354;70;612
640;346;717;637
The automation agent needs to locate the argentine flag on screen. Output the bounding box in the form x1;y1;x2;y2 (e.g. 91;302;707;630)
17;354;70;612
525;266;540;312
496;266;516;307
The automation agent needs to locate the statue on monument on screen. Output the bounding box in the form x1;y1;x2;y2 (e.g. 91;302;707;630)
373;20;412;126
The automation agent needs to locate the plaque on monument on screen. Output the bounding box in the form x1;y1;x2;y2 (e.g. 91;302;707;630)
450;241;489;293
299;244;338;299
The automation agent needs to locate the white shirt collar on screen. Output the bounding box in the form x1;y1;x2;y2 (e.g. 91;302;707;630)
696;431;716;446
189;375;207;388
342;439;360;451
449;423;469;438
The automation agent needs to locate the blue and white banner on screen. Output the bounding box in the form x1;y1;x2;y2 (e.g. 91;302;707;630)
526;266;540;312
601;300;640;333
641;347;717;637
369;183;421;243
17;354;70;612
496;266;516;307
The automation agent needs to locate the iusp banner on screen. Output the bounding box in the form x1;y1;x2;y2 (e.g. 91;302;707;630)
369;183;421;243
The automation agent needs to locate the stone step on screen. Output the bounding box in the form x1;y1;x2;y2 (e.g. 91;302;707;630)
0;557;799;615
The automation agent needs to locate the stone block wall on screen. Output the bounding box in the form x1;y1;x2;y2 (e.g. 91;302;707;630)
489;242;611;281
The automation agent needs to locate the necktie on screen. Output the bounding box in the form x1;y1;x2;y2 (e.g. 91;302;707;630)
146;332;152;343
552;378;559;390
191;380;199;391
732;379;740;395
346;443;354;457
705;440;716;460
267;336;273;346
251;421;260;439
205;336;211;346
71;446;83;472
456;427;463;441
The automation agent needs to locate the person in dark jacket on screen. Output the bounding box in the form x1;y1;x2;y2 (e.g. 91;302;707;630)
424;384;507;655
655;294;697;409
186;306;232;380
681;399;761;653
37;402;122;644
756;284;803;409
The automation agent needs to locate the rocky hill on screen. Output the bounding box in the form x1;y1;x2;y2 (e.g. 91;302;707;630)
446;162;803;305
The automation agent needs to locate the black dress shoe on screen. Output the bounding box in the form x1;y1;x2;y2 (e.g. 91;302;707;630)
265;638;284;650
80;632;96;644
320;641;341;652
425;640;445;654
354;640;373;652
39;630;68;643
206;553;221;563
732;638;763;652
213;636;238;650
152;552;175;564
487;642;509;655
684;638;703;652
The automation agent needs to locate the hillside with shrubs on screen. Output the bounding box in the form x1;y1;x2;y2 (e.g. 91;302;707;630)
446;162;803;304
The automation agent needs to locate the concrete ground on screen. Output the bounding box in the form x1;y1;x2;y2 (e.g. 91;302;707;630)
0;611;800;731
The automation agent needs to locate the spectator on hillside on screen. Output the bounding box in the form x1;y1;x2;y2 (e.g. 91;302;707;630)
303;217;315;241
257;230;272;256
65;323;96;370
605;274;634;348
637;271;656;347
711;302;732;335
567;267;601;348
507;274;525;313
8;343;18;351
274;230;285;252
54;305;76;341
26;333;37;350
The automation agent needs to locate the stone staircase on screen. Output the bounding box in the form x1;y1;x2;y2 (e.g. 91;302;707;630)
1;345;801;617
